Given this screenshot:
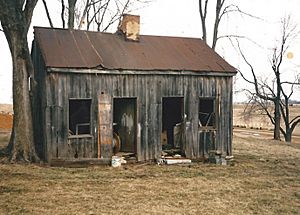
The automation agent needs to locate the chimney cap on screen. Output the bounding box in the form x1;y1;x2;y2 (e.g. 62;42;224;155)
118;14;140;42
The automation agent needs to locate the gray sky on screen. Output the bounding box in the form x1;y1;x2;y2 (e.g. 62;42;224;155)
0;0;299;103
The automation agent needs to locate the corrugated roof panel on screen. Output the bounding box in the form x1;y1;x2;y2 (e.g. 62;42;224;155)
34;28;66;67
56;30;88;67
33;27;236;73
72;30;103;68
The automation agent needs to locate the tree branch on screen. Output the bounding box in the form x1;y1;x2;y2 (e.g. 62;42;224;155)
281;81;300;85
290;118;300;133
78;0;90;29
237;41;275;102
42;0;54;28
23;0;39;31
61;0;66;28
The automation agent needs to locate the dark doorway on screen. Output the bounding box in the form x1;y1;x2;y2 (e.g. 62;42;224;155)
113;98;137;153
162;97;184;155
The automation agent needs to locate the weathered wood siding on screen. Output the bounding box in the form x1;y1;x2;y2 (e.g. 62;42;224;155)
35;69;233;162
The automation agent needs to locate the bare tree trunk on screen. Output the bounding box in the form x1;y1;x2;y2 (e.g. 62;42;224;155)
68;0;77;29
212;0;224;50
0;0;39;162
199;0;208;43
7;31;39;162
285;128;292;143
273;99;281;140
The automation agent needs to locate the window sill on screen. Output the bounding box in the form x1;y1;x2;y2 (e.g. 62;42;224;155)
68;134;93;139
198;127;216;131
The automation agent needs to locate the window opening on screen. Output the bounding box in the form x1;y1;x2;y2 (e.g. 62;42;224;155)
199;98;215;127
69;99;91;135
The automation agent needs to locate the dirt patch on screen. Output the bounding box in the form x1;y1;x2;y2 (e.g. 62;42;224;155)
0;134;299;214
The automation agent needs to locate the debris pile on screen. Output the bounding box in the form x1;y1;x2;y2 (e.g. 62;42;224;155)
157;151;192;165
208;150;234;165
111;152;135;167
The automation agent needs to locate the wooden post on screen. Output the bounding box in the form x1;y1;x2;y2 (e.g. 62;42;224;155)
98;93;112;159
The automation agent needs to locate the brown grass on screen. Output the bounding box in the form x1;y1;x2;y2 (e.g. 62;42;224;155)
0;133;299;215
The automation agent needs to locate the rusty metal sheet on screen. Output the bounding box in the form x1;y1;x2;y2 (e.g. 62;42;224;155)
34;28;66;67
33;27;236;73
72;30;103;67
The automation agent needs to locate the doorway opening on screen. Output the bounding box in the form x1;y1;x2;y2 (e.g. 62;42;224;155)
113;98;137;158
162;97;184;156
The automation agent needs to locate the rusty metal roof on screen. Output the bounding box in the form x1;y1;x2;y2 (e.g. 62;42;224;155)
33;27;236;73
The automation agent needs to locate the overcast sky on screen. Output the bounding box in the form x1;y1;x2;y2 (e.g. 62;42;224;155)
0;0;299;103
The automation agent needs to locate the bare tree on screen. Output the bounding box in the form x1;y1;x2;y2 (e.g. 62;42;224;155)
239;16;300;143
199;0;258;50
199;0;230;50
78;0;142;32
41;0;147;31
0;0;39;162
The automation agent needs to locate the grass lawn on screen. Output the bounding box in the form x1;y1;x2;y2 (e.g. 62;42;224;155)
0;133;299;215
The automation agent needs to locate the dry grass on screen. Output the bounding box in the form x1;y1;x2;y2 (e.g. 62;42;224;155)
0;133;300;215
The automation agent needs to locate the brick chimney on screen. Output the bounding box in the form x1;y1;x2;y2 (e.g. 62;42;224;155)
118;14;140;42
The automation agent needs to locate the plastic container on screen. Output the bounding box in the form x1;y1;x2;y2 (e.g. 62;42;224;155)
111;156;122;167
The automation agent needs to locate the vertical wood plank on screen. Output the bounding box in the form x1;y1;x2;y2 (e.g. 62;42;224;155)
98;93;113;159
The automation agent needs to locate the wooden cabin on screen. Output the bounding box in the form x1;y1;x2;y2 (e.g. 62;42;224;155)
31;15;236;163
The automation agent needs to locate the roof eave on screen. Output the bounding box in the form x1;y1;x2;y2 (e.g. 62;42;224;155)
46;67;237;76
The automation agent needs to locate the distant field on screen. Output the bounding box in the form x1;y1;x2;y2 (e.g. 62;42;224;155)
0;104;13;114
234;104;300;136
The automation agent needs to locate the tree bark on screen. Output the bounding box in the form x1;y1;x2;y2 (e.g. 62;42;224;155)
68;0;77;29
11;33;38;162
273;99;281;140
0;0;39;162
284;128;292;143
199;0;208;43
212;0;225;50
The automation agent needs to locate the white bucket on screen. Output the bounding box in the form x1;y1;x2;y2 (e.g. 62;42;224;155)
111;156;122;167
